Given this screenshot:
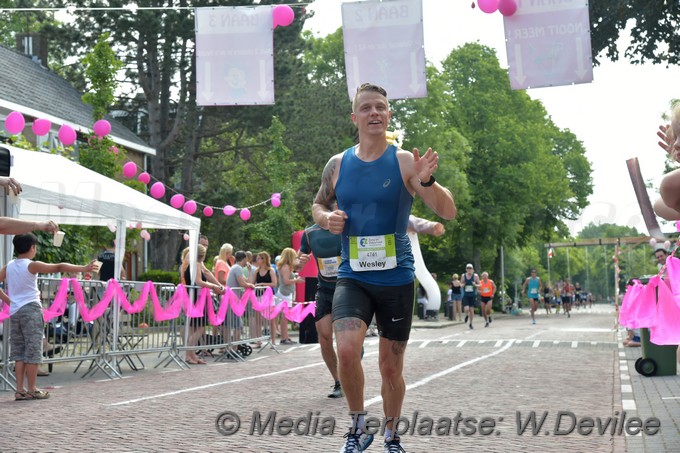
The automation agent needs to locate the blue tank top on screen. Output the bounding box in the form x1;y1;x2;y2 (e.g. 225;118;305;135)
463;274;476;296
527;277;540;298
335;144;414;286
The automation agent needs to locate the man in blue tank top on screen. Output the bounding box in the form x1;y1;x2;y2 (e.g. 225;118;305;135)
312;83;457;453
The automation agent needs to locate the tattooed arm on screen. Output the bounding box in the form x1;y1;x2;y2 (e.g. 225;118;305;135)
312;154;346;234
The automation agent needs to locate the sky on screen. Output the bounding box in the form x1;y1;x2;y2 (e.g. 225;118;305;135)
303;0;680;237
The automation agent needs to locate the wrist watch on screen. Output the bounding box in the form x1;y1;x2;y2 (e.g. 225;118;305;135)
420;175;436;187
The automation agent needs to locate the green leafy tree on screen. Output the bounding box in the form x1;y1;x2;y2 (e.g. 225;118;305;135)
403;43;592;280
44;1;315;270
589;1;680;65
390;66;471;279
82;32;123;121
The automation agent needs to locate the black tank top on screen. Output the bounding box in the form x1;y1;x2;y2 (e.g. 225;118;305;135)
255;269;273;285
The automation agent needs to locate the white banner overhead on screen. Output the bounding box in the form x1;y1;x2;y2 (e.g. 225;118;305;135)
342;0;427;101
503;0;593;90
195;6;275;105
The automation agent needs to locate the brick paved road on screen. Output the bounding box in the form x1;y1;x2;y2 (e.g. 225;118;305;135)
2;305;677;452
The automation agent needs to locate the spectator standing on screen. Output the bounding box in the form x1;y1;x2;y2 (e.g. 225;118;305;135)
449;273;463;322
183;244;224;365
273;248;304;345
0;233;96;400
248;251;277;348
224;251;254;353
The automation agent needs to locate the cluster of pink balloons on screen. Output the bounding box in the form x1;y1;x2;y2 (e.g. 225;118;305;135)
121;159;281;221
272;4;294;28
4;111;114;147
477;0;517;16
271;193;281;207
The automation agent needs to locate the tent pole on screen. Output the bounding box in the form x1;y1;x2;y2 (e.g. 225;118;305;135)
0;192;15;391
112;219;127;372
500;245;505;306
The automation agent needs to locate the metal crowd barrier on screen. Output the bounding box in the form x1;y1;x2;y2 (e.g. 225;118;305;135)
0;279;279;390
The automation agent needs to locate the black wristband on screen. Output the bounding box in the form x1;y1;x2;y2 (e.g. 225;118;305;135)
420;175;436;187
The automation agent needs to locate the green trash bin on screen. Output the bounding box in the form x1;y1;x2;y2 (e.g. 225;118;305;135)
635;328;678;377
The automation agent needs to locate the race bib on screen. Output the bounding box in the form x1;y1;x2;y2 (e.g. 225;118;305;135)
465;285;474;292
349;234;397;272
318;256;341;278
529;288;538;295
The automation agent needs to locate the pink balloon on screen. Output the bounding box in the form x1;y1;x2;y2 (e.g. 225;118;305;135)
240;208;251;221
137;172;151;184
150;182;165;199
271;197;281;208
223;205;236;216
5;111;25;135
477;0;498;13
272;192;281;199
110;146;119;154
170;194;185;209
32;118;51;136
122;161;138;178
93;119;111;137
183;233;190;241
203;206;214;217
140;229;151;241
136;222;143;229
272;4;294;27
58;125;77;146
183;200;197;215
498;0;517;16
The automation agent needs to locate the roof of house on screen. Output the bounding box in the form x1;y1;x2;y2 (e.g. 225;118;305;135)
0;45;155;155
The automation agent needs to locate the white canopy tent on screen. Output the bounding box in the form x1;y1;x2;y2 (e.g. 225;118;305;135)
0;145;201;279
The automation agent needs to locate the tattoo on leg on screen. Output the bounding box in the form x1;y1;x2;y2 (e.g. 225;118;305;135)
391;340;407;355
334;318;364;332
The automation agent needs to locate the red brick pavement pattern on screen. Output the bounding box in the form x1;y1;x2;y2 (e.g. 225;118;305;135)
0;309;653;452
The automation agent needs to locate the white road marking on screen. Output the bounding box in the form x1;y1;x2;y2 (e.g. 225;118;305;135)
622;399;636;410
283;346;302;354
108;361;327;406
524;331;543;340
364;341;515;408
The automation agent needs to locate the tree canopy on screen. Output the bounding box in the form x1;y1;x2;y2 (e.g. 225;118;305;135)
8;2;602;283
589;1;680;66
